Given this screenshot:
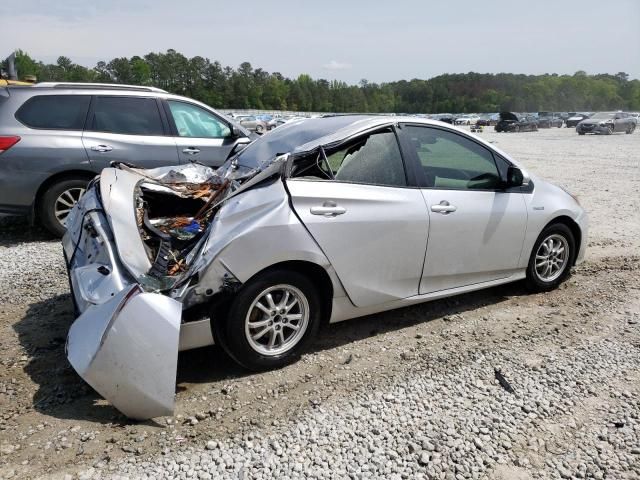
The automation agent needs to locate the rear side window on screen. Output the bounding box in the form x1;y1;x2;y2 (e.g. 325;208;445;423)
326;129;407;187
16;95;90;130
88;96;164;136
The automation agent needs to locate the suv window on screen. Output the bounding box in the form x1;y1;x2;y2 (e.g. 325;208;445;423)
89;96;164;136
403;125;501;190
324;129;406;187
168;101;230;138
16;95;90;130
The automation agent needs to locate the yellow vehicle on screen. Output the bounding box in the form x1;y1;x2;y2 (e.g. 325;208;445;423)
0;79;34;86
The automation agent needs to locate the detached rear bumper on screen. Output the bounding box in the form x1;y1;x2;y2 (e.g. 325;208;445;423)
66;285;181;419
63;186;182;420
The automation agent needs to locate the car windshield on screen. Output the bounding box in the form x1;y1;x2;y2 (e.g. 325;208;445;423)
590;112;615;120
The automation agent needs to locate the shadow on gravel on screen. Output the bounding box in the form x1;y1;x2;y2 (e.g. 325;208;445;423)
0;215;55;247
15;277;525;424
14;294;134;425
177;281;527;385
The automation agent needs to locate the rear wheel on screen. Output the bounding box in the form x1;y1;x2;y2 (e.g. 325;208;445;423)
525;223;575;292
217;269;322;371
255;124;265;134
39;178;89;237
626;124;635;134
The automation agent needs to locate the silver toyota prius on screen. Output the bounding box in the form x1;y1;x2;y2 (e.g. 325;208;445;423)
62;115;588;419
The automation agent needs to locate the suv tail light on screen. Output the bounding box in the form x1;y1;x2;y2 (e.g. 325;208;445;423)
0;136;21;153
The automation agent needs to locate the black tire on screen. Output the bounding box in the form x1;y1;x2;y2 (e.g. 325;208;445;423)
626;124;635;134
525;223;575;293
514;125;520;133
578;131;585;135
217;269;322;371
39;178;90;237
255;124;265;134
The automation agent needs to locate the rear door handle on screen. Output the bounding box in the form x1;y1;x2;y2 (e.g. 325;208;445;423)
431;200;457;214
90;144;113;152
182;147;200;155
310;201;346;217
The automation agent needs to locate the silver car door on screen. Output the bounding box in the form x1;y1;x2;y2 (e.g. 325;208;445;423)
287;128;429;308
400;124;528;294
82;96;179;169
165;100;241;168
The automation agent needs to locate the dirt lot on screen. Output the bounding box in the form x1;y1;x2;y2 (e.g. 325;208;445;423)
0;126;639;479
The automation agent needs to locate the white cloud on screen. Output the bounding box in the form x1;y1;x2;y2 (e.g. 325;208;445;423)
323;60;352;71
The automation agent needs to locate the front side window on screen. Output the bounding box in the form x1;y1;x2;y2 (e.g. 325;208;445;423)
168;101;230;138
404;126;501;190
89;96;164;136
16;95;90;130
325;129;407;187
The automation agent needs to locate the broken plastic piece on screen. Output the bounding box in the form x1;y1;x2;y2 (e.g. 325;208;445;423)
67;285;181;420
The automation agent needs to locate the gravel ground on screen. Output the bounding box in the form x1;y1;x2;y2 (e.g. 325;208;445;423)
0;126;639;480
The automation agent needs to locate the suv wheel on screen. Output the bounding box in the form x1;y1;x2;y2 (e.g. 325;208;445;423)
216;269;322;371
525;223;575;292
40;178;88;236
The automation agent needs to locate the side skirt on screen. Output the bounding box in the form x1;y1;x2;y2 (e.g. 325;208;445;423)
329;271;527;323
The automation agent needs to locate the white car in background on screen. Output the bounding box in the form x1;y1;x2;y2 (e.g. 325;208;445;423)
454;115;480;125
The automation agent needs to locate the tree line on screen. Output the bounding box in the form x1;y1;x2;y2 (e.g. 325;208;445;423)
6;49;640;113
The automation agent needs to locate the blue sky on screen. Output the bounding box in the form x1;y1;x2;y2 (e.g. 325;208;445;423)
3;0;639;82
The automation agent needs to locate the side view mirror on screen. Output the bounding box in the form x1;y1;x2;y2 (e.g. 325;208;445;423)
506;166;526;188
230;125;242;138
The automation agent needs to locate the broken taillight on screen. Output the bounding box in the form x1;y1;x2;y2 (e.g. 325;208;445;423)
0;136;20;153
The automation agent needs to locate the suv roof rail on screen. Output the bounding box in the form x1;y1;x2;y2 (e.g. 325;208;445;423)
33;82;168;93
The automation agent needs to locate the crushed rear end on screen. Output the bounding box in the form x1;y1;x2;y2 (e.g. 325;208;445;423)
62;161;266;419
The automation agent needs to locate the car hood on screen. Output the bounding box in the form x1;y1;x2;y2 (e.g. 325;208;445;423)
499;112;519;122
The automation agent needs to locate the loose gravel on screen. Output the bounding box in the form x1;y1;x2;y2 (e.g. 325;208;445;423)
0;127;638;480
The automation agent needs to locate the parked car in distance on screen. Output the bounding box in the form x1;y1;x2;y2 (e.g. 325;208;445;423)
537;113;563;128
576;112;636;135
495;112;538;132
454;115;480;125
0;82;252;236
565;113;591;128
435;114;454;124
64;114;587;419
476;113;499;126
235;115;268;134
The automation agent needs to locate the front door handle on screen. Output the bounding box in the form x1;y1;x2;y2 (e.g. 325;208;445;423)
182;147;201;155
431;200;457;214
90;144;113;153
310;201;346;217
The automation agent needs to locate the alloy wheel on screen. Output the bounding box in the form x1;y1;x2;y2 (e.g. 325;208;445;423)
54;187;85;226
534;234;569;282
244;284;310;356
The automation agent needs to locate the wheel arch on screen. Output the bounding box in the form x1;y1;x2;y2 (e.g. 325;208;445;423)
243;260;334;325
544;215;582;266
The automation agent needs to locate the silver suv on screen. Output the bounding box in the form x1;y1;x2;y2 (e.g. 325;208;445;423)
0;82;252;235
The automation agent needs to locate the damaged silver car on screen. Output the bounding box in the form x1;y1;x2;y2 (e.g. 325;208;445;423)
63;115;588;419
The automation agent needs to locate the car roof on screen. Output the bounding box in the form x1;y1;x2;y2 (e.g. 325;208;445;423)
236;114;520;169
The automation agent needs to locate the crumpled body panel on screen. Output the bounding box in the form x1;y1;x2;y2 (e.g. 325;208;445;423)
66;285;181;420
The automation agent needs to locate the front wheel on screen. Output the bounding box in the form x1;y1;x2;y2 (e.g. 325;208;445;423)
217;269;322;371
525;224;575;292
